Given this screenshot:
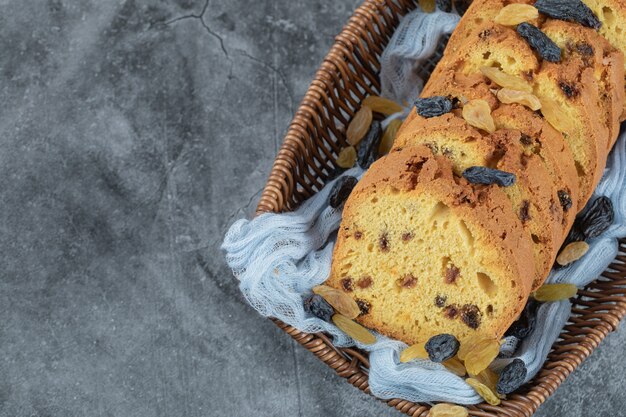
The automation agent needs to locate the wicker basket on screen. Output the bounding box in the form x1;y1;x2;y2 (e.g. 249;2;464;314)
255;1;626;415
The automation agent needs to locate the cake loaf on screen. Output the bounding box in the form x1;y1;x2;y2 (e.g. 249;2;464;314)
326;0;626;347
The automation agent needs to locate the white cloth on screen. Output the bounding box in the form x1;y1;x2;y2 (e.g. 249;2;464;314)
222;8;626;404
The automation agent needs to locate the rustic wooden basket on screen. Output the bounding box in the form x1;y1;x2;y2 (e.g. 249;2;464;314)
255;1;626;415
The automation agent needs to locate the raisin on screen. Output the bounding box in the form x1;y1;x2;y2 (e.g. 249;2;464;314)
329;176;358;208
532;283;578;302
519;200;531;223
454;0;471;16
435;294;448;308
517;23;561;63
362;95;403;116
443;357;467;377
496;88;541;111
461;304;481;329
444;304;459;319
480;67;532;92
535;0;601;30
354;231;363;240
379;118;402;155
445;265;460;284
303;294;334;322
357;276;373;289
556;241;589;266
520;134;533;146
313;285;361;318
462;166;516;187
336;146;357;168
436;0;452;12
466;378;501;405
398;274;417;288
478;29;492;40
463;338;500;375
462;99;496;133
400;342;429;362
356;299;371;316
496;359;527;394
505;299;539;339
340;278;354;292
540;97;571;133
415;96;453;118
357;120;383;169
576;43;594;56
494;4;538;26
379;233;390;252
401;232;414;242
559;81;579;98
332;313;376;344
574;196;614;239
346;106;373;146
418;0;436;13
426;334;460;362
430;403;468;417
558;190;572;212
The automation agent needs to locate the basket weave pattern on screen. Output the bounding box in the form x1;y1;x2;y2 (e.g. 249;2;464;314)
255;1;626;415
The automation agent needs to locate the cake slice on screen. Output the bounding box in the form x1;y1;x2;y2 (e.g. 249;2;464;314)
326;146;535;345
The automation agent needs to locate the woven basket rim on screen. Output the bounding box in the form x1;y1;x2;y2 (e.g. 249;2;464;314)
254;1;626;415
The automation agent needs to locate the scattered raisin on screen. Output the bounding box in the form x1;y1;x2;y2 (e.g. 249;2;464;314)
494;4;538;26
486;305;493;315
430;403;468;417
379;233;390;252
497;359;527;394
354;231;363;240
329;176;358;209
400;342;429;362
435;294;448;308
558;190;572;212
466;378;501;406
462;166;516;187
462;99;496;133
303;294;335;322
533;283;578;301
313;285;361;318
341;278;354;292
414;96;453;118
505;299;539;339
559;81;579;98
575;43;593;56
444;304;459;319
535;0;601;30
436;0;452;12
519;200;531;224
346;106;373;146
356;299;371;316
356;276;373;289
557;241;589;266
517;22;561;63
401;232;414;242
425;334;460;362
332;313;376;344
520;134;533;146
362;95;403;116
357;120;383;169
445;265;460;284
398;274;418;288
573;196;614;240
479;29;492;40
461;304;481;329
336;146;357;168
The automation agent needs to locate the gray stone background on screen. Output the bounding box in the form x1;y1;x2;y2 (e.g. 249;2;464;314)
0;0;623;416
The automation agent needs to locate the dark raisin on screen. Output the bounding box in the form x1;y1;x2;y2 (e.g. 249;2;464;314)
517;22;561;63
357;120;383;169
576;196;614;239
462;166;516;187
303;294;334;322
444;304;459;319
505;299;539;339
454;0;471;16
425;334;460;362
424;142;439;154
497;359;528;394
398;274;417;289
559;81;579;98
575;43;594;56
520;134;533;146
486;305;493;315
401;232;414;242
414;96;453;118
445;265;460;284
329;176;358;208
535;0;601;30
356;299;371;316
341;278;354;292
478;29;491;40
357;276;373;289
354;231;363;240
519;200;531;224
436;0;452;12
558;190;572;212
435;295;447;308
461;304;482;329
379;233;390;252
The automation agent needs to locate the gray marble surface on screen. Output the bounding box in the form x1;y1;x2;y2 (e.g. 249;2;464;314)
0;0;623;416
